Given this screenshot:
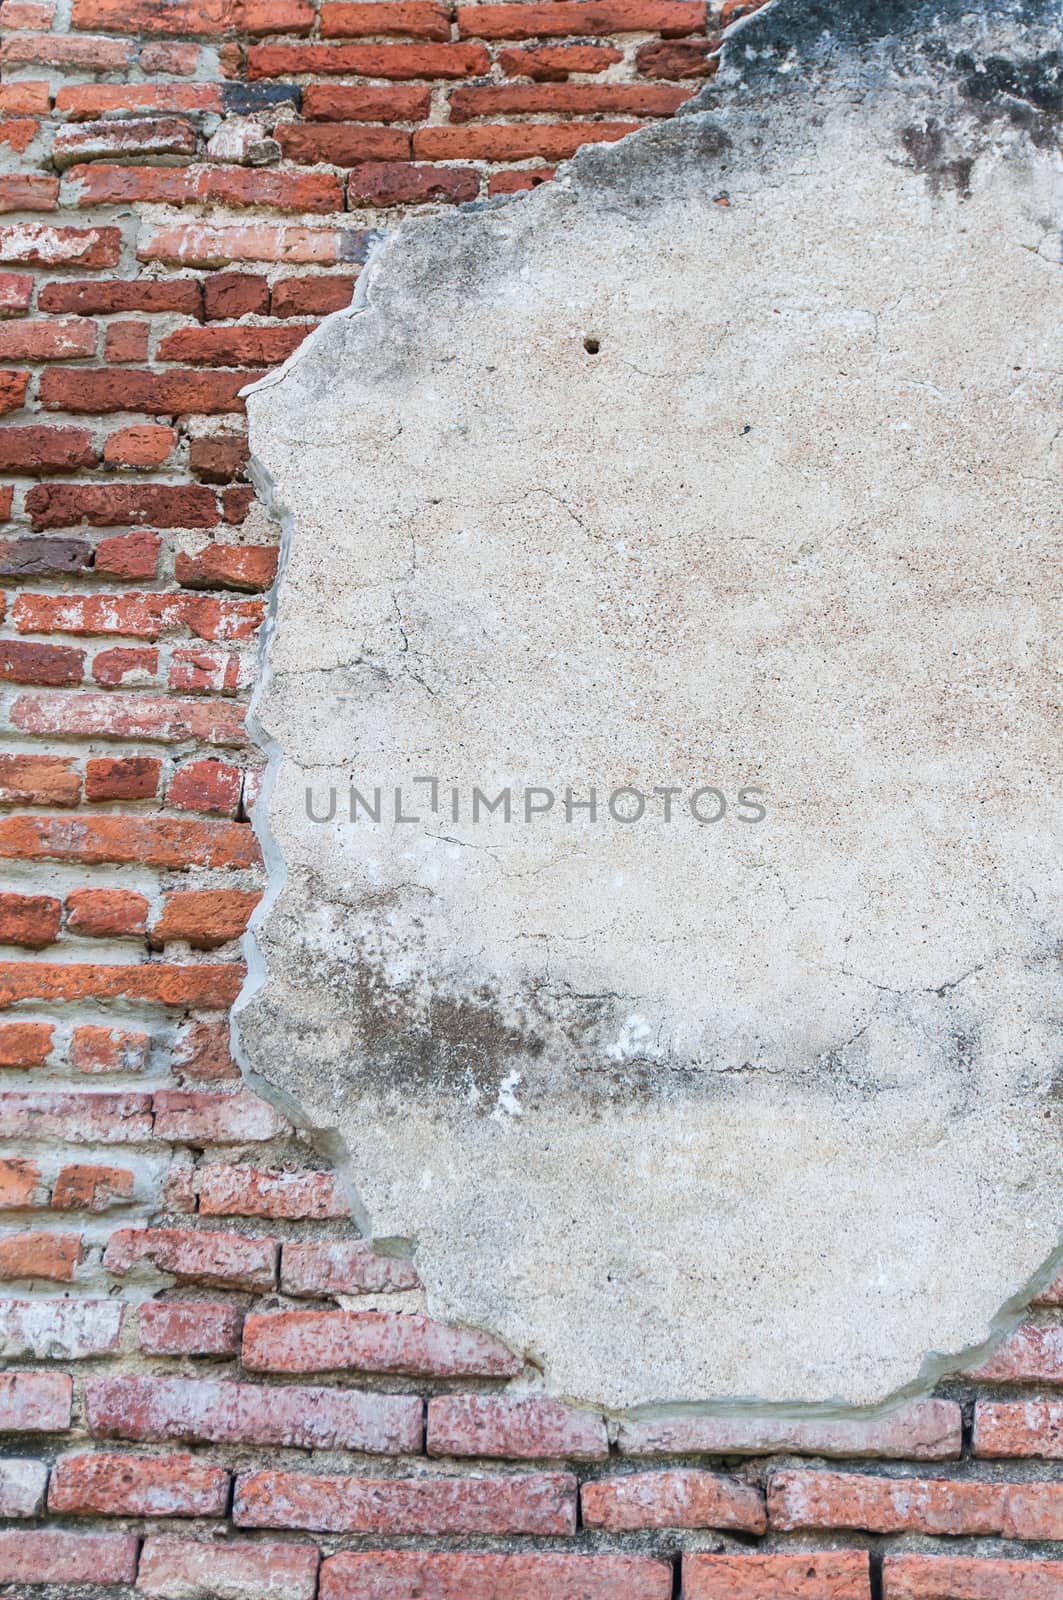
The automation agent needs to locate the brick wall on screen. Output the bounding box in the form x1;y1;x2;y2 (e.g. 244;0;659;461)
1;0;1063;1592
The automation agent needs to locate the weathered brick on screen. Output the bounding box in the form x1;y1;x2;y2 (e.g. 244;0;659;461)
0;959;244;1010
975;1401;1063;1458
0;222;121;268
458;0;705;35
55;82;222;117
138;1299;243;1356
105;1227;278;1289
319;1553;673;1600
189;433;250;481
0;423;95;472
104;318;150;362
883;1555;1063;1598
138;1537;320;1600
303;83;430;120
200;1163;350;1217
140;40;201;70
85;755;161;801
0;367;29;414
236;1468;576;1535
969;1321;1063;1382
1001;1482;1063;1540
140;221;371;268
583;1469;765;1531
176;543;279;592
168;756;245;814
0;1020;53;1067
450;82;693;118
0;753;80;807
249;40;491;77
66;894;149;941
103;424;175;468
153;888;262;949
0;1090;152;1143
499;42;623;76
281;1239;420;1296
11;690;250;747
618;1400;963;1460
70;1023;150;1071
171;1017;240;1081
70;162;343;213
159;323;309;366
243;1308;522;1377
39;278;201;315
683;1553;871;1598
52;115;196;168
429;1395;608;1462
2;31;132;69
414;121;640;160
0;1458;47;1518
92;644;159;686
0;891;60;948
40;366;255;415
277;122;411;164
767;1470;1005;1536
0;1230;82;1281
0;173;59;212
73;0;229;31
0;1157;45;1205
94;528;162;579
0;1296;122;1357
636;35;720;74
0;271;33;315
86;1373;423;1452
14;590;265;640
0;1529;138;1587
204;272;269;320
0;638;84;686
0;82;50;114
52;1163;135;1211
0;532;92;575
0;1370;72;1430
153;1088;288;1143
25;480;216;530
49;1451;230;1518
321;1;450;36
348;161;479;206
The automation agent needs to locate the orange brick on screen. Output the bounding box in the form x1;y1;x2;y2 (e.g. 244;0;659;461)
0;1020;53;1068
70;1025;150;1073
103;425;175;469
65;891;149;939
52;1164;135;1211
0;1230;82;1282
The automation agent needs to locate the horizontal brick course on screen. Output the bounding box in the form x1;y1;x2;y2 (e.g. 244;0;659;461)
137;1537;320;1600
583;1468;766;1531
49;1451;230;1517
242;1308;523;1376
617;1400;963;1459
234;1467;577;1534
428;1395;608;1461
319;1552;674;1599
683;1552;871;1599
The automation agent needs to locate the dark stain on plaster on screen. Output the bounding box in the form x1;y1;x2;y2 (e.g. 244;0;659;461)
899;120;974;196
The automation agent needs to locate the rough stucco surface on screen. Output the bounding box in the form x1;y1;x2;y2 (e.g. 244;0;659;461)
242;0;1063;1410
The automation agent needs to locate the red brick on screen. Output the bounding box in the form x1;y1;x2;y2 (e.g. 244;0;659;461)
53;115;197;167
1001;1482;1063;1540
249;41;491;77
0;316;96;359
171;1017;240;1080
319;1553;672;1600
968;1321;1063;1381
70;1023;150;1071
73;0;230;31
140;39;201;71
152;888;261;949
236;1468;575;1535
11;690;249;746
25;480;216;530
189;434;249;483
0;1020;52;1067
159;323;309;366
102;425;175;468
137;1537;320;1600
416;121;639;160
168;645;251;694
0;960;245;1009
0;1089;152;1143
66;893;149;940
222;483;257;523
154;1088;288;1143
767;1470;1004;1536
581;1469;766;1530
0;222;121;268
321;0;449;34
683;1553;871;1599
635;35;720;74
91;644;158;685
39;278;201;315
200;1164;351;1217
0;1230;82;1281
164;1162;197;1213
56;83;222;116
0;368;28;414
0;1158;44;1206
0;753;80;807
277;122;411;164
204;272;269;320
2;31;132;69
0;81;50;114
281;1239;420;1296
460;0;704;32
0;638;84;686
0;1530;137;1586
0;1370;72;1430
104;318;150;362
94;528;162;578
0;120;39;156
86;1373;423;1452
40;366;255;415
85;755;161;801
0;892;60;948
138;1299;243;1355
243;0;315;30
883;1555;1063;1599
303;83;430;120
0;271;33;314
450;82;693;118
71;162;343;213
243;1308;522;1377
0;423;95;472
176;543;279;592
52;1163;135;1210
168;757;245;814
429;1396;607;1462
49;1451;230;1518
0;173;59;212
974;1401;1063;1458
618;1400;963;1460
499;42;622;76
104;1225;278;1289
349;161;479;206
14;590;265;640
140;220;369;268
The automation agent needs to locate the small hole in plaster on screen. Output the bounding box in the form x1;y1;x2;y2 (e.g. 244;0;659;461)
583;335;600;355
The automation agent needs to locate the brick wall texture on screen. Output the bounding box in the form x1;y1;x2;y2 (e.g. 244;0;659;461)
0;0;1062;1592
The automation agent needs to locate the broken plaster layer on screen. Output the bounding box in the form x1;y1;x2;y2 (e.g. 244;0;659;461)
241;0;1063;1409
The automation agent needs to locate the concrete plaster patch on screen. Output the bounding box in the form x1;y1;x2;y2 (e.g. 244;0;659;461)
240;0;1063;1408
